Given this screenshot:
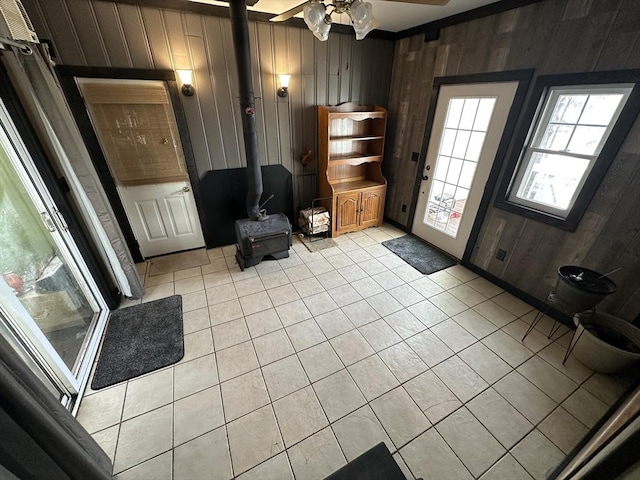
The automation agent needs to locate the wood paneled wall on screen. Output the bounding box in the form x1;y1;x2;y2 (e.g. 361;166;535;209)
22;0;394;210
386;0;640;319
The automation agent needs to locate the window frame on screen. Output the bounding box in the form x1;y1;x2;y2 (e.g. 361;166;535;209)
495;70;640;232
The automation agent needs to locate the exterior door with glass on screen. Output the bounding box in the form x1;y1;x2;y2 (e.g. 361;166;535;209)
412;82;520;259
0;100;108;408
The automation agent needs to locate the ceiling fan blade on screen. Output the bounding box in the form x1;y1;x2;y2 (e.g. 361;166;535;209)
269;1;306;22
382;0;451;5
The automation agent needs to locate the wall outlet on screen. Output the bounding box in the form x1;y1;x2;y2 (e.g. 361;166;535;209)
401;204;407;213
496;249;507;261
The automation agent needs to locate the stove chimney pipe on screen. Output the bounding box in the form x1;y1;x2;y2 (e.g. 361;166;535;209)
229;0;263;220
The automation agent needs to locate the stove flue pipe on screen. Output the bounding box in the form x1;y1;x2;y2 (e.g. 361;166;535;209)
229;0;263;220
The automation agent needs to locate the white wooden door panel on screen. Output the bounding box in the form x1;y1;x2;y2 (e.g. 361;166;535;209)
118;181;204;257
136;199;168;241
166;195;196;237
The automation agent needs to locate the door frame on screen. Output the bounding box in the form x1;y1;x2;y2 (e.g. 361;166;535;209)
0;92;110;411
56;66;207;262
408;70;534;262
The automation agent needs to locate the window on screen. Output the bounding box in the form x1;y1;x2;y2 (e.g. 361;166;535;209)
496;72;640;231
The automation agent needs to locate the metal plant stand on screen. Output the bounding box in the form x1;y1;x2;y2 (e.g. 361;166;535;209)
521;291;594;365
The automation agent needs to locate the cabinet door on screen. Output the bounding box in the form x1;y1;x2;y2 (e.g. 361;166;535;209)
335;192;360;234
360;187;385;229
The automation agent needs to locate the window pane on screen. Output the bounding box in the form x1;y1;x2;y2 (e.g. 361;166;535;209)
473;98;496;131
454;187;469;203
452;129;471;159
516;152;590;210
445;99;464;129
567;125;607;155
579;94;624;126
465;131;486;162
551;94;587;124
440;129;457;156
459;161;476;189
459;98;480;130
434;156;449;181
445;158;463;184
537;123;574;151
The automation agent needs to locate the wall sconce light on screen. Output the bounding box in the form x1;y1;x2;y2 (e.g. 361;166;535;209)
176;69;195;96
277;74;290;97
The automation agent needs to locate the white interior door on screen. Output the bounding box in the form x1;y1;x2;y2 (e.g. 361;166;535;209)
412;82;520;259
118;181;204;258
78;78;204;258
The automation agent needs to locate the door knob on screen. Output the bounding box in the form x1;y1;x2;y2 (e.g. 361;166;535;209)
182;186;190;193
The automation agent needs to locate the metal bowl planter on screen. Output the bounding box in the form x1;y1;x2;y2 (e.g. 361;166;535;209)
572;313;640;373
555;266;617;312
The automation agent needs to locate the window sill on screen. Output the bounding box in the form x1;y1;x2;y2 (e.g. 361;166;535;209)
493;198;579;232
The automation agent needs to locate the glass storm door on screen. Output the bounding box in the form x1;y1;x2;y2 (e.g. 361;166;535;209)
412;82;519;259
0;100;107;406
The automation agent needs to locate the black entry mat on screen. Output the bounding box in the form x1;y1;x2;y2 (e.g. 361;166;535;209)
382;235;456;275
91;296;184;390
324;442;405;480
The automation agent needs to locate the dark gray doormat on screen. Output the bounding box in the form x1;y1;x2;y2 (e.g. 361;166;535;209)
382;235;456;275
91;295;184;390
324;442;406;480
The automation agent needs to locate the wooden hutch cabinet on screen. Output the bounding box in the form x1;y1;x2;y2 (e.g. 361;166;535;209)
318;103;387;237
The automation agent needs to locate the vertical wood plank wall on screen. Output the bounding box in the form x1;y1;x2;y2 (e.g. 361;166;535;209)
22;0;394;211
386;0;640;319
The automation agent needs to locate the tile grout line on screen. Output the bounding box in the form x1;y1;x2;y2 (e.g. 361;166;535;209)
90;227;631;480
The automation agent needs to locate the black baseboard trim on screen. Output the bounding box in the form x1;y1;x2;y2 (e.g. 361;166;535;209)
382;216;410;234
461;261;574;329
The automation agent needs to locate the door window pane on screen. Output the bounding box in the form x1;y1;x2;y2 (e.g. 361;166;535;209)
426;96;496;237
473;98;496;131
452;129;471;159
445;99;464;128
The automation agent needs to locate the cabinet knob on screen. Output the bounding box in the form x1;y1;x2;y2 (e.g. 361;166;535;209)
422;175;429;181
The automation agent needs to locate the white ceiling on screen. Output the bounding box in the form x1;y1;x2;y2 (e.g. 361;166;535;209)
188;0;503;33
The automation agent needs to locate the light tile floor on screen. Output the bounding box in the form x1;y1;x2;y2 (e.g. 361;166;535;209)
77;224;639;480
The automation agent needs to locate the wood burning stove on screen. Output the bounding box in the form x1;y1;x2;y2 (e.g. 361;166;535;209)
235;213;292;271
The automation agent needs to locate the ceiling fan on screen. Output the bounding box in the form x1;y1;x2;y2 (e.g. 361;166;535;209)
270;0;451;41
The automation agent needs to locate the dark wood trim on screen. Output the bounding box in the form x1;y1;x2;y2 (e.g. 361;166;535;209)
56;65;175;81
407;82;438;230
494;69;640;232
56;68;143;262
0;61;119;309
55;65;210;259
460;260;573;328
396;0;549;40
165;81;212;247
408;70;534;240
382;216;411;234
462;69;534;262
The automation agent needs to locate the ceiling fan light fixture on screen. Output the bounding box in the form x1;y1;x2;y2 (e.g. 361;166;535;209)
348;0;378;40
303;1;332;41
